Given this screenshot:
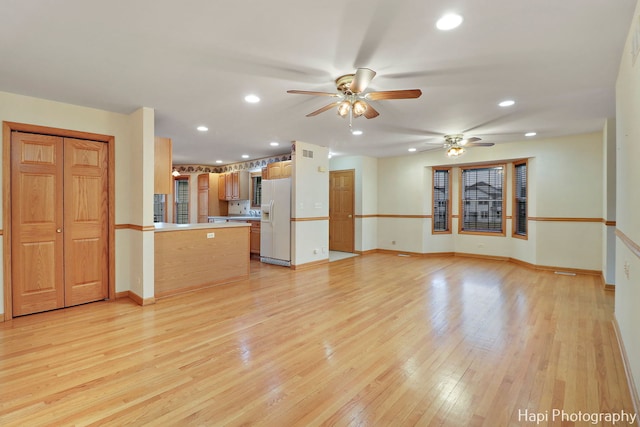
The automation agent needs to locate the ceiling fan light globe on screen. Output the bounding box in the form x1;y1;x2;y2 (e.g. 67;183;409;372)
337;100;351;117
352;100;367;117
446;146;465;158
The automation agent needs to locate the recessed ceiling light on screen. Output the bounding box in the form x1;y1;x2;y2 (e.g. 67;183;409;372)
244;94;260;103
270;141;279;146
499;100;515;107
215;160;223;164
351;130;363;136
436;13;463;31
196;126;208;132
525;132;537;137
241;154;250;159
408;148;417;152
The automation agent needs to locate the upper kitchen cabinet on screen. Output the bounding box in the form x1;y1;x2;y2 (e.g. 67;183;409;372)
218;170;250;201
263;160;292;180
198;173;228;222
154;136;172;194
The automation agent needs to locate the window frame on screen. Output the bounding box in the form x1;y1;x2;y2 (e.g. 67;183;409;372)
432;167;452;234
458;163;506;236
512;159;528;239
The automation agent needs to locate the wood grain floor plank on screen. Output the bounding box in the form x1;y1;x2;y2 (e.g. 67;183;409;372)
0;254;637;426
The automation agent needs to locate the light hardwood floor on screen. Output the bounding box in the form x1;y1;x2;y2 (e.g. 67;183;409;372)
0;254;636;426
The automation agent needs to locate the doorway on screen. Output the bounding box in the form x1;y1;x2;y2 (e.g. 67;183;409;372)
329;169;355;253
3;122;115;319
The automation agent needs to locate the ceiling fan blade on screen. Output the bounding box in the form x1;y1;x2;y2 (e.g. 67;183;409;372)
363;102;379;119
467;142;495;147
466;137;482;143
366;89;422;101
306;102;340;117
287;90;339;97
350;68;376;94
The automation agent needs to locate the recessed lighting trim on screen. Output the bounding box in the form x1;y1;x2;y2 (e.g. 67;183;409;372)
241;154;250;159
408;148;417;152
499;100;515;107
270;141;280;146
196;126;208;132
525;132;537;137
215;160;223;164
351;130;363;136
436;13;463;31
244;94;260;103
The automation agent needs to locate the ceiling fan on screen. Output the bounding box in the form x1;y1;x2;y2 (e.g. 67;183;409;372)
441;134;494;157
287;68;422;123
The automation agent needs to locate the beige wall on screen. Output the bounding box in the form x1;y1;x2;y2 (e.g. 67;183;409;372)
329;155;378;253
291;141;329;266
373;132;603;270
615;0;640;401
0;91;153;313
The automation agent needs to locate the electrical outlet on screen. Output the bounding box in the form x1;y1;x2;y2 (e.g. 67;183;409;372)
207;232;215;239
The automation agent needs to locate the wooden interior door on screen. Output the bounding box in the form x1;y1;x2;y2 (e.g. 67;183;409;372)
63;138;108;307
329;170;355;253
11;132;109;316
11;132;65;315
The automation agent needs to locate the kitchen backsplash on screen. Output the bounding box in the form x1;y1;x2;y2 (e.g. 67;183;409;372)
228;200;261;217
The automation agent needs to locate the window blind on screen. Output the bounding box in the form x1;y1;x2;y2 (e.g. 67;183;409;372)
514;162;527;236
461;166;504;232
433;169;450;232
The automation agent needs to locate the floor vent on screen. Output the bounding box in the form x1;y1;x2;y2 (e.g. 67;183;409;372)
554;271;576;276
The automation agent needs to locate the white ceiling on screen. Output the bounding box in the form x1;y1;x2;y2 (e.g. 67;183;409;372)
0;0;635;164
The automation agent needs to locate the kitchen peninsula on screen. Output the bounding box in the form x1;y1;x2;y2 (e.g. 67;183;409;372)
154;222;250;297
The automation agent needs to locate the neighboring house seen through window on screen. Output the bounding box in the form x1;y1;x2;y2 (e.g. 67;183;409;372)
460;164;505;234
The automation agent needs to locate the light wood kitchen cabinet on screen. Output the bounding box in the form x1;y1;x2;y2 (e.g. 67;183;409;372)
229;219;261;255
250;220;261;255
263;160;292;180
197;174;209;223
154;136;172;194
198;173;228;222
218;171;250;200
218;174;226;200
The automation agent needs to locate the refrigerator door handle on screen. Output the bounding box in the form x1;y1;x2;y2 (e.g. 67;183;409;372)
269;200;274;224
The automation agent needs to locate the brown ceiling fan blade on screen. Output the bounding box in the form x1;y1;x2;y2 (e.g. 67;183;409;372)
287;90;339;97
467;142;495;147
366;89;422;100
306;102;340;117
363;102;379;119
350;68;376;93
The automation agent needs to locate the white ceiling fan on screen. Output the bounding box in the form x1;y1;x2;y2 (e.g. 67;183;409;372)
441;134;494;158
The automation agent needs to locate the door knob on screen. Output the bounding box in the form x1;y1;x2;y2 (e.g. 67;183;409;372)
56;228;62;233
348;214;352;218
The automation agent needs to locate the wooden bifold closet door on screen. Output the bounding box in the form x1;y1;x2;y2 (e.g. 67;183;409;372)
11;131;109;316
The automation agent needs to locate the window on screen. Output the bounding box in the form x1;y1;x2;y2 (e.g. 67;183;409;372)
513;160;527;238
460;164;505;234
175;177;189;224
432;168;451;233
153;194;166;223
251;173;262;207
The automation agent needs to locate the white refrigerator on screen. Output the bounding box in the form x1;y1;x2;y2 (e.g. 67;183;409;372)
260;177;291;266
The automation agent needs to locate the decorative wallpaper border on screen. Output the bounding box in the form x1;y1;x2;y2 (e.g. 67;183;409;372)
175;153;292;174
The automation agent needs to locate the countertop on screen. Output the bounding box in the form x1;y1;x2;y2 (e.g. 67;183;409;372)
154;222;251;232
208;216;262;221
